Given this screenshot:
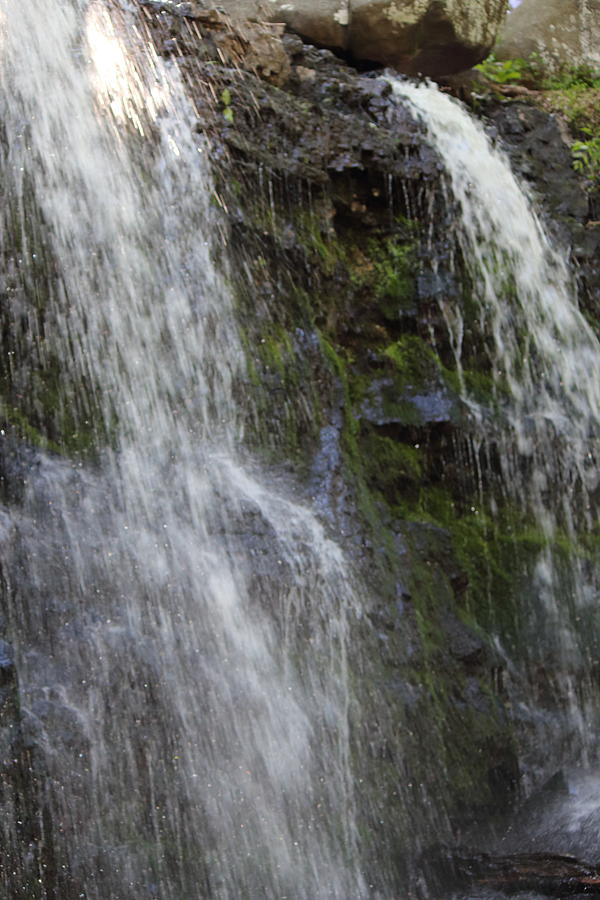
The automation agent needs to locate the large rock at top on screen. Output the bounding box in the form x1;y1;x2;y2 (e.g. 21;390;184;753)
348;0;508;75
496;0;600;72
210;0;508;75
208;0;349;49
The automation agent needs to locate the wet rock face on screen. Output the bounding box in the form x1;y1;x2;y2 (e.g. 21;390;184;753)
496;0;600;72
156;2;592;819
207;0;508;74
143;1;522;848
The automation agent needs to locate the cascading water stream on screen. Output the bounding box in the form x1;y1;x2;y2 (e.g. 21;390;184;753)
389;78;600;780
389;78;600;515
0;1;367;897
2;0;600;896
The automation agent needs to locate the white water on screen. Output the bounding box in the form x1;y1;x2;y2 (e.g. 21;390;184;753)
389;79;600;522
1;1;599;895
0;1;367;896
389;78;600;776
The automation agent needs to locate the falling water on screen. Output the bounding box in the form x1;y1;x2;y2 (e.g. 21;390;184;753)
390;79;600;779
2;0;600;895
389;78;600;523
0;1;367;896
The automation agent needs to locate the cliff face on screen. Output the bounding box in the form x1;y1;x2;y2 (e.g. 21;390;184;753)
496;0;600;73
0;3;599;896
144;0;599;859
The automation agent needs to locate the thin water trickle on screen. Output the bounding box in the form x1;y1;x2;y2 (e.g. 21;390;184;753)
0;1;366;896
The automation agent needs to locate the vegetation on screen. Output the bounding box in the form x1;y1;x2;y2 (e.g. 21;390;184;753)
475;56;600;184
475;54;600;92
475;53;533;85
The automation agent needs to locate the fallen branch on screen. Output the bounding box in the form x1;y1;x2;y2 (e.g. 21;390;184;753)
450;851;600;896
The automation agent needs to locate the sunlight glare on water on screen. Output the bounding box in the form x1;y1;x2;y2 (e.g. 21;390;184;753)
0;1;368;896
86;0;164;132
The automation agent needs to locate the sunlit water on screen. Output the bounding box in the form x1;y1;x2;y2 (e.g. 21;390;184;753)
0;1;366;896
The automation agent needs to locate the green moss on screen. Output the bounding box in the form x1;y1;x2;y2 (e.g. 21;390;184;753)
0;358;103;459
385;547;515;815
317;332;403;583
348;237;416;318
317;332;360;447
295;213;345;276
373;242;414;305
0;402;58;453
393;480;595;651
382;335;440;384
290;219;418;329
238;310;328;471
361;430;423;487
442;364;511;410
256;327;293;376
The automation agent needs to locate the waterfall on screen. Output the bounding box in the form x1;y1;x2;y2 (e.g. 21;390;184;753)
1;0;599;896
0;1;367;896
389;78;600;780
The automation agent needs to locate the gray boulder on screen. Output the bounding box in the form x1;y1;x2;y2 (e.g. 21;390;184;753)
496;0;600;72
210;0;508;74
349;0;508;75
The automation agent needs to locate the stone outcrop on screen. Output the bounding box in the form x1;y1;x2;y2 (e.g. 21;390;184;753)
496;0;600;72
200;0;349;49
349;0;508;75
205;0;508;74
